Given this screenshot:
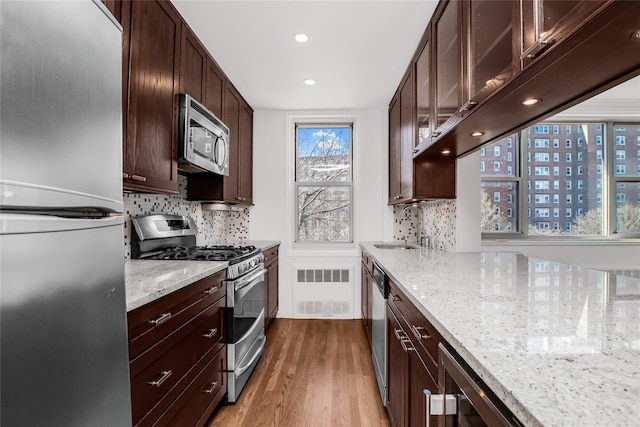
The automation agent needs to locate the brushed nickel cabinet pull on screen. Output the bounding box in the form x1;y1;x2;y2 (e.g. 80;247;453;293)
131;174;147;182
393;328;404;341
122;172;130;179
389;293;399;302
400;337;415;352
203;287;218;294
203;381;218;394
412;325;431;340
202;328;218;339
149;312;171;326
147;370;172;387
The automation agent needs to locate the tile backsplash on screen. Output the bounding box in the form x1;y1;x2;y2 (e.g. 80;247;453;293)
123;175;250;258
393;200;456;251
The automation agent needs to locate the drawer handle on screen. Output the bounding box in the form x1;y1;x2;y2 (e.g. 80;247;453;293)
131;174;147;182
149;312;172;326
393;328;404;341
203;381;218;394
202;328;218;339
122;172;130;179
412;325;431;341
389;293;399;302
400;337;415;352
203;287;219;294
147;370;172;387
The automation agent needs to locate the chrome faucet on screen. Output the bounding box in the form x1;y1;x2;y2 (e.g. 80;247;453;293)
400;204;429;247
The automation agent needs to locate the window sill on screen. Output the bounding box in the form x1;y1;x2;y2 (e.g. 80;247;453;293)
482;237;640;246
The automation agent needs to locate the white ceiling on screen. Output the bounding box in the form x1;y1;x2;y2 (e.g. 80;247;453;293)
171;0;438;111
171;0;638;118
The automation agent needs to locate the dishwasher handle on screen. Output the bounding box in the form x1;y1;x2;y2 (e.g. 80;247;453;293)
371;261;388;298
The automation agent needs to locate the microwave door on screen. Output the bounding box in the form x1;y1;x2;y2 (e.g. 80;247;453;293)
213;135;228;173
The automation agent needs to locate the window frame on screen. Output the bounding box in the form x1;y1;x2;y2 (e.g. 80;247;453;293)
294;122;355;245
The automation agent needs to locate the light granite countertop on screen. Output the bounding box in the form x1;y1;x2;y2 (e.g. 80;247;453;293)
125;240;280;312
361;242;639;427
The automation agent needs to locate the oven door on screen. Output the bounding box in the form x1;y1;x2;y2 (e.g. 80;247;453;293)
226;268;266;364
428;344;519;427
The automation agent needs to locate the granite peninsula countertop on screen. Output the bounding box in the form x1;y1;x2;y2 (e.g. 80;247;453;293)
360;242;639;427
125;240;280;312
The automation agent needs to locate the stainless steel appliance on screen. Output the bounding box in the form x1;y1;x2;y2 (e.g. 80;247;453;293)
423;344;522;426
131;214;266;403
371;261;388;405
178;93;230;175
0;1;132;426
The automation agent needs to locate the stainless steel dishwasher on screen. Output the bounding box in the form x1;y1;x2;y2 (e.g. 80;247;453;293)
371;261;388;406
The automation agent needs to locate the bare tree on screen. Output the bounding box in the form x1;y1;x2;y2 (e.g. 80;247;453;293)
615;202;640;233
572;209;602;235
480;190;507;232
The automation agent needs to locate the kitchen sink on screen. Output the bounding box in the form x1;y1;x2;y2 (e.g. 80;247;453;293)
373;243;420;250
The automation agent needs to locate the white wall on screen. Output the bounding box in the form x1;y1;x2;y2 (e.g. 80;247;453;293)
250;108;388;318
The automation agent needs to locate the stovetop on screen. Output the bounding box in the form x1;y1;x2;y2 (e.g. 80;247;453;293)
140;244;259;265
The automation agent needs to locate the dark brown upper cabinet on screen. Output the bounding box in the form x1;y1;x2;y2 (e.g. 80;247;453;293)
179;24;207;104
462;0;518;110
187;82;253;205
204;58;225;120
520;0;609;68
122;0;181;194
390;0;640;203
433;0;462;139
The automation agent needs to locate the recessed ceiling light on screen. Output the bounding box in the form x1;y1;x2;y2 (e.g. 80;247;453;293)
303;78;316;86
521;98;542;106
294;33;308;43
470;131;484;137
441;149;451;155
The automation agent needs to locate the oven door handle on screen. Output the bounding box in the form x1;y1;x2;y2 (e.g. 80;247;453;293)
234;268;266;292
235;333;266;378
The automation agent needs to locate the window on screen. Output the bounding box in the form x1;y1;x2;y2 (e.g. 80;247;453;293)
553;194;559;204
596;150;602;160
553;167;559;176
553;181;559;190
480;162;485;172
566;208;572;217
566;195;572;204
553;125;559;135
534;125;549;134
535;166;550;175
616;165;626;175
295;124;352;243
507;138;512;147
535;180;549;190
494;192;500;202
554;208;559;217
566;126;571;134
616;150;626;160
480;148;485;156
534;138;550;148
577;152;583;161
577;180;583;190
553;153;559;162
566;167;572;176
566;180;571;190
553;139;559;148
616;135;626;145
507;152;512;161
596;135;602;145
566;139;571;148
535;208;550;217
566;153;571;162
534;194;550;204
577;166;583;175
578;194;584;204
535;153;550;162
494;162;500;171
494;146;500;156
577;138;583;147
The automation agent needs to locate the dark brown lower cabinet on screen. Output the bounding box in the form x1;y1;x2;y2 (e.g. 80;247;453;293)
263;245;279;329
387;277;441;427
127;271;226;426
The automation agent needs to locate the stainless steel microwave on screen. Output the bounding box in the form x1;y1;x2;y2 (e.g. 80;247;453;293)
178;94;229;176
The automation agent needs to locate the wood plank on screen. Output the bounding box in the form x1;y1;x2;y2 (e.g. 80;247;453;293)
206;319;390;427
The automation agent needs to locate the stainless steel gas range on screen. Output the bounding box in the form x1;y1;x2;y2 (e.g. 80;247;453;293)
131;214;266;403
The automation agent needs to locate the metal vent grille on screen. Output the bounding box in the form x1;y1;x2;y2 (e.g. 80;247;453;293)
293;268;353;319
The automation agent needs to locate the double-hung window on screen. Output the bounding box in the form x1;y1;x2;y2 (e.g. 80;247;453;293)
295;124;353;243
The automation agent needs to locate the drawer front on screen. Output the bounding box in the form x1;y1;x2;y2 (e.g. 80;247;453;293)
128;270;226;359
388;279;442;379
130;297;225;426
153;348;226;427
263;245;279;264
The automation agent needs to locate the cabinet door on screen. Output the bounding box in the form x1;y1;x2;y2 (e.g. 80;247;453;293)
179;24;206;103
386;306;408;427
388;94;402;204
223;84;241;203
399;67;415;202
123;0;181;193
415;32;432;147
238;101;253;204
521;0;608;65
204;58;225;119
434;0;461;135
265;258;279;327
408;347;438;427
463;0;517;109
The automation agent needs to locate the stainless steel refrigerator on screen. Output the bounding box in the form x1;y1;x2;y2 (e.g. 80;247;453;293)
0;1;132;425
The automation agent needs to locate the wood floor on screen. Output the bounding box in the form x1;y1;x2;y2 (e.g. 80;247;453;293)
207;319;390;427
